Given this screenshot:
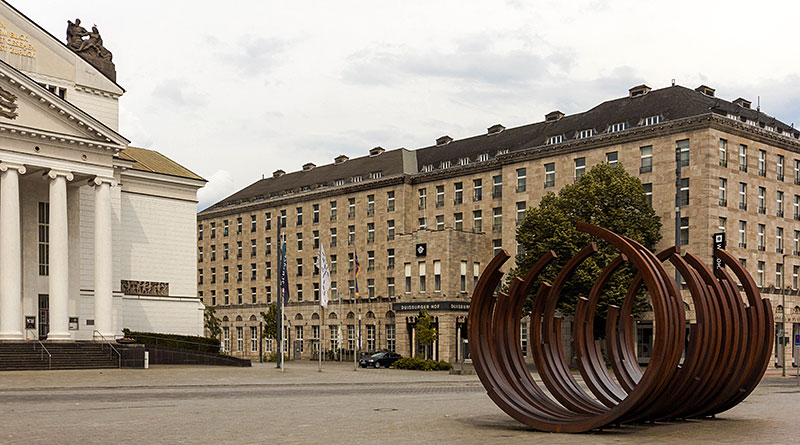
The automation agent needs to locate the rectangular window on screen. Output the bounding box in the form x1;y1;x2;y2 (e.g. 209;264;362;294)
224;219;229;236
794;265;799;289
348;325;356;351
493;239;502;257
198;224;204;240
454;182;463;204
474;262;480;286
795;231;800;255
608;122;627;133
795;160;800;185
387;249;395;270
198;269;204;285
38;202;50;276
198;246;203;262
265;213;271;230
404;263;412;293
642;115;662;126
224;289;229;305
517;168;527;192
251;239;257;257
251;214;257;232
387;277;395;297
236;241;242;259
454;213;463;230
679;178;689;207
473;178;482;201
460;261;467;292
251;326;258;352
251;287;257;304
237;288;243;305
387;191;395;212
386;324;396;352
493;207;502;232
366;325;376;350
435;185;444;207
314;282;320;301
757;261;764;287
330;201;337;221
418;261;426;292
739;144;748;172
330;255;337;274
547;134;564;145
387;220;395;241
492;175;502;199
643;183;653;206
574;157;586;180
296;258;303;277
313;230;319;249
418;217;426;230
434;215;444;231
795;195;800;220
777;227;784;253
237;217;242;235
367;195;374;216
295;326;303;352
367;222;375;243
251;263;257;280
516;202;526;225
719;178;727;206
739;183;747;210
719;139;728;167
211;267;216;284
679;217;689;246
577;128;595;139
758;150;766;176
348;225;355;245
330;228;337;247
211;222;216;239
718;217;726;233
237;327;243;352
296;233;303;251
738;221;747;248
347;198;356;219
758;187;766;214
297;283;303;302
367;250;375;272
677;139;690;168
606;151;618;167
778;155;785;181
434;260;441;292
778;191;785;217
473;210;482;233
313;204;320;223
640;146;653;173
330;325;339;352
266;286;271;303
544;163;555;187
418;188;427;210
758;224;765;251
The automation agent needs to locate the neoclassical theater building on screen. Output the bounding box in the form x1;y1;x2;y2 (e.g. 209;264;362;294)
0;2;205;342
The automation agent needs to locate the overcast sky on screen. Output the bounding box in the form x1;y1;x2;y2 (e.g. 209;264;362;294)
16;1;800;209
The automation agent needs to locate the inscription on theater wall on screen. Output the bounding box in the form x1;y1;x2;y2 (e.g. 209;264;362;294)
121;280;170;297
0;21;36;58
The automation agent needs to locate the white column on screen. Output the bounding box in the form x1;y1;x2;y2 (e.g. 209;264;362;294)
46;170;73;340
93;178;113;339
0;162;25;340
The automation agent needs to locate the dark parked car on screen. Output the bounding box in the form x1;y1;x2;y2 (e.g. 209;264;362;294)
359;351;402;368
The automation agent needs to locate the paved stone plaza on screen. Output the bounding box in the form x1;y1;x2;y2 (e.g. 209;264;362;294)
0;362;798;444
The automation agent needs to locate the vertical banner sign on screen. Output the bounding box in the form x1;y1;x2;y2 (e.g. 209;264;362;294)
712;232;726;270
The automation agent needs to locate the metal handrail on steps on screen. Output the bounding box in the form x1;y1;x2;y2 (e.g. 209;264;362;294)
92;330;121;368
25;329;51;370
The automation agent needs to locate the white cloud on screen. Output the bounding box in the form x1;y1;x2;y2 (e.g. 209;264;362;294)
197;170;235;211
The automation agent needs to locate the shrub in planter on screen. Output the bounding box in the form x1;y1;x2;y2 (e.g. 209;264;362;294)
394;357;452;371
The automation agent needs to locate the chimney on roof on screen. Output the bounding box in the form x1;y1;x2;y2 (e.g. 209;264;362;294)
334;154;349;164
436;135;453;146
302;162;316;171
369;146;385;156
545;110;565;122
733;97;751;109
695;85;715;97
487;124;505;135
273;169;285;178
629;84;651;97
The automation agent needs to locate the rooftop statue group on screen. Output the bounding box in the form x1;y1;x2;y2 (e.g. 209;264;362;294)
66;18;116;82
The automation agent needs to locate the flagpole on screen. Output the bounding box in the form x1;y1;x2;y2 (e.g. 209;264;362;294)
280;231;286;373
319;306;324;372
338;291;343;362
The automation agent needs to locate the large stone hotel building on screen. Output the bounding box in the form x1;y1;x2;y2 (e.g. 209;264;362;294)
199;83;800;367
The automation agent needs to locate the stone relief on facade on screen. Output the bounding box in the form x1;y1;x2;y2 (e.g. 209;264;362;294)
66;18;116;82
121;280;170;297
0;85;18;119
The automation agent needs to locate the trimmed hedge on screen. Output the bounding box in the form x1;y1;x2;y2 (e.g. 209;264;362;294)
393;357;452;371
122;329;221;353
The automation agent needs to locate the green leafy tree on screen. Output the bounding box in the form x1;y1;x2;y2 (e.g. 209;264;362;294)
261;303;279;340
510;163;661;336
415;309;439;360
204;306;222;340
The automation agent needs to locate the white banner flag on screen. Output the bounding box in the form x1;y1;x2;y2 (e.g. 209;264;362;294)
317;244;331;308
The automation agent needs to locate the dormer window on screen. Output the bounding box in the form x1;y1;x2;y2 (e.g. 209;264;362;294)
441;160;452;169
421;164;433;173
608;122;627;133
459;157;470;166
496;149;509;156
478;153;490;162
641;115;662;126
370;171;382;179
334;179;345;186
576;129;595;139
746;120;758;127
546;135;564;145
352;176;363;183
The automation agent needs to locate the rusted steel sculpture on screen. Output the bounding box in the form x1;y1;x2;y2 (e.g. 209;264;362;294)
468;222;773;433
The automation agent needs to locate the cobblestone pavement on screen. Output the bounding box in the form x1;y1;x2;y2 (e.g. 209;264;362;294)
0;361;798;444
